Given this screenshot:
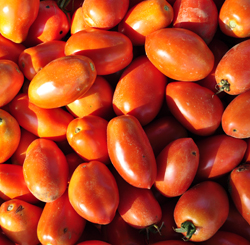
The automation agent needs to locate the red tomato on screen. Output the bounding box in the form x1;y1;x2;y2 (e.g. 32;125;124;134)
215;39;250;95
112;55;167;126
68;161;119;225
107;115;157;189
65;29;133;75
244;138;250;163
173;0;218;44
67;115;110;164
174;181;229;241
81;0;129;30
28;55;97;109
145;28;214;81
154;138;199;197
0;109;21;164
19;40;66;81
166;82;224;136
150;241;194;245
77;241;111;245
0;0;39;43
0;60;24;107
23;138;69;202
37;190;86;245
9;93;74;141
0;232;15;245
118;0;174;46
0;199;43;245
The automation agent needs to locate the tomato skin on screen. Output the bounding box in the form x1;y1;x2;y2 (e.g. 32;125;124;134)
71;7;92;34
0;199;43;245
154;138;199;197
37;190;86;245
174;181;229;242
118;0;174;46
112;55;167;126
107;115;157;189
0;60;24;107
68;161;119;225
9;93;74;141
23;138;69;203
0;232;15;245
19;40;66;81
65;29;133;75
28;55;97;109
0;109;21;164
0;0;39;43
145;28;214;81
66;115;110;164
77;241;111;245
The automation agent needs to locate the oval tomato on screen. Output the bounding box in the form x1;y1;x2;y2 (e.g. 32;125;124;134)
23;138;69;202
28;55;97;109
145;28;214;81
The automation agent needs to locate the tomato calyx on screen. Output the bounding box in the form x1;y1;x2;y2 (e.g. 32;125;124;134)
215;79;230;94
140;222;165;241
174;220;196;241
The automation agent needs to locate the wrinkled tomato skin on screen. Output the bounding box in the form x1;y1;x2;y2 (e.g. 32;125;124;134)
9;93;74;141
37;190;86;245
68;161;119;225
145;28;214;81
28;55;97;109
65;29;133;75
19;40;66;81
166;82;224;136
0;199;43;245
107;115;157;189
23;138;69;203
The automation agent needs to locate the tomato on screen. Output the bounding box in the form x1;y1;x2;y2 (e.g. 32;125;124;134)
215;39;250;95
150;241;194;245
0;109;21;164
107;115;157;189
173;0;218;44
81;0;129;30
23;138;69;202
77;241;111;245
174;181;229;241
66;76;114;120
65;29;133;75
154;138;199;197
65;152;83;182
19;40;66;81
28;55;97;109
194;134;247;181
112;55;167;126
67;115;110;164
118;0;173;46
166;81;224;136
37;190;86;245
0;60;24;107
71;7;92;34
69;161;119;224
229;163;250;225
9;93;74;141
145;28;214;81
244;138;250;163
0;199;43;245
221;89;250;138
23;0;70;47
0;0;39;43
0;232;15;245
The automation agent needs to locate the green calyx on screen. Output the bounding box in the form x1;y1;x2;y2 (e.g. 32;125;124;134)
174;221;196;241
215;79;230;94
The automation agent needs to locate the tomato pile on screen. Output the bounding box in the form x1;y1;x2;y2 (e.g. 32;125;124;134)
1;0;250;244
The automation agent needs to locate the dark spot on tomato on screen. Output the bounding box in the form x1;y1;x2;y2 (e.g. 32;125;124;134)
46;5;50;8
236;165;249;172
60;30;63;35
63;227;68;233
164;5;169;11
191;151;196;156
233;129;237;132
0;118;2;124
15;205;24;213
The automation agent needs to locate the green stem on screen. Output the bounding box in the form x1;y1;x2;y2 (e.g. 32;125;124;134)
174;221;196;241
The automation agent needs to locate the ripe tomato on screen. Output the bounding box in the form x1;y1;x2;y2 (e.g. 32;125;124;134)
68;161;119;224
37;190;86;245
77;241;111;245
118;0;174;46
65;29;133;75
71;7;92;34
0;109;21;164
23;138;69;202
107;115;157;189
28;55;97;109
166;82;224;136
66;115;110;164
0;199;43;245
0;0;40;43
174;181;229;241
145;28;214;81
0;232;15;245
9;93;74;141
19;40;66;81
0;59;24;107
151;241;194;245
